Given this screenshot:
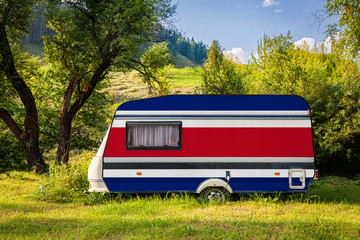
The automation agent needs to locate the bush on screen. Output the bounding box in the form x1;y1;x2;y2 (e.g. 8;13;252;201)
0;128;27;172
34;151;94;203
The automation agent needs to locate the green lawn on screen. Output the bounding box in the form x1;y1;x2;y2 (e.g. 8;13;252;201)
1;172;359;239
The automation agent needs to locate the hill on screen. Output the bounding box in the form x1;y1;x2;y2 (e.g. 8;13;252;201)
107;67;202;104
24;7;209;68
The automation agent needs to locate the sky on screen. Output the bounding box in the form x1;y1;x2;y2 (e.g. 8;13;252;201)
172;0;337;63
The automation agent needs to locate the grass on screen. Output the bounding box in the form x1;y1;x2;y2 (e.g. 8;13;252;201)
308;176;360;204
168;67;202;90
1;171;360;239
107;67;202;104
2;67;360;238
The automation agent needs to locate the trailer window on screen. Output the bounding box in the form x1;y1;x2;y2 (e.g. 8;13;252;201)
126;122;181;149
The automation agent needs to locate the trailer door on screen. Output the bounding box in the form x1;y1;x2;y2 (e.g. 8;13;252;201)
288;169;306;190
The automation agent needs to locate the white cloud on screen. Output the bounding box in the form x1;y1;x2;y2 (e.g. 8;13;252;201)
317;37;332;53
294;37;316;51
316;33;342;54
263;0;279;7
274;8;282;13
224;48;248;64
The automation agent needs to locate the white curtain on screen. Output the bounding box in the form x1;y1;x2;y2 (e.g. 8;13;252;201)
128;124;180;148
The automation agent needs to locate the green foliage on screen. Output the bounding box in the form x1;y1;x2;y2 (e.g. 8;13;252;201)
43;0;176;163
34;151;93;203
172;53;198;68
0;0;38;40
0;45;47;171
69;91;110;151
199;33;360;176
252;32;360;176
45;0;175;75
325;0;360;57
2;0;360;179
202;40;246;94
156;28;208;66
0;44;38;124
0;128;26;171
253;32;300;93
1;48;110;170
141;43;173;68
139;42;174;95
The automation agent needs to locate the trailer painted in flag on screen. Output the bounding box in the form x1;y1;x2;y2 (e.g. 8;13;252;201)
88;95;315;197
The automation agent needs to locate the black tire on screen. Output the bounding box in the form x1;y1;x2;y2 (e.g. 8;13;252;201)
200;187;229;203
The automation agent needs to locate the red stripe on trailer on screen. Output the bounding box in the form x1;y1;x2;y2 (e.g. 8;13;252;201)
104;127;314;158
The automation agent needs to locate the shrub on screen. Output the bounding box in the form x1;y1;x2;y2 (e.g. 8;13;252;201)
34;151;94;203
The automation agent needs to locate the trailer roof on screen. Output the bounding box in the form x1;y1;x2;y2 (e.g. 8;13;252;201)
116;95;310;111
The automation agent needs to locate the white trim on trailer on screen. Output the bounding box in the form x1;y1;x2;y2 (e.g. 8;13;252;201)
115;110;310;117
88;127;111;192
111;119;311;128
103;169;315;178
103;157;314;163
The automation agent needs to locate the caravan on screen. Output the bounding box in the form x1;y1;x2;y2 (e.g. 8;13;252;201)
88;95;315;198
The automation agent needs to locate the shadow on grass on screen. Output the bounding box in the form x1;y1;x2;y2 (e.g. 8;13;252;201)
0;213;356;239
83;186;360;207
230;176;360;205
34;174;360;206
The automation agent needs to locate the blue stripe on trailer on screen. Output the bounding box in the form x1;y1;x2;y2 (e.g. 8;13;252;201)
116;95;310;111
103;177;313;193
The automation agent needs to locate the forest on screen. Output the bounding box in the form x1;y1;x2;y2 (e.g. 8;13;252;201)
22;3;208;68
1;0;360;178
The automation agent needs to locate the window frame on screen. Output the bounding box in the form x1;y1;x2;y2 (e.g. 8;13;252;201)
125;121;182;150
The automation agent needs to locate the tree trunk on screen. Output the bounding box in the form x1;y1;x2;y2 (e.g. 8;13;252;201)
55;59;112;164
0;22;46;173
0;108;45;172
56;113;72;164
20;129;45;172
55;73;77;164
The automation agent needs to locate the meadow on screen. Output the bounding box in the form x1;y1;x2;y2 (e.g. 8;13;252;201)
1;68;360;239
1;170;360;239
107;67;202;102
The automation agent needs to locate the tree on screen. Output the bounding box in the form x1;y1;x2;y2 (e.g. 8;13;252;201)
0;0;46;172
137;42;173;95
153;28;209;66
44;0;176;164
202;40;245;94
253;32;360;176
325;0;360;57
252;32;302;94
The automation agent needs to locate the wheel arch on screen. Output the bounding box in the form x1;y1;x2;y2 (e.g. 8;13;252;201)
196;178;233;194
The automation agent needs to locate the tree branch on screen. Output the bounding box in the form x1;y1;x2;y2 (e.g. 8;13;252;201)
0;107;23;141
94;91;113;103
67;58;111;119
0;21;39;130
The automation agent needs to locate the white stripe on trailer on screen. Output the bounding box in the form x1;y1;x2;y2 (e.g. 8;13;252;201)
103;169;315;178
111;119;311;128
103;157;314;163
115;110;309;117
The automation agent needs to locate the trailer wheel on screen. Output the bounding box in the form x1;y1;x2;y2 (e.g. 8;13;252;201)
201;187;229;203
